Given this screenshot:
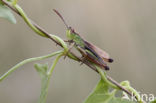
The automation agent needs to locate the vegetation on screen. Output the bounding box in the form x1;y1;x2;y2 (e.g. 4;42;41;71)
0;0;155;103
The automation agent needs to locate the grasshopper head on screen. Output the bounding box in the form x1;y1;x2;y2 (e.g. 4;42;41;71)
66;27;76;40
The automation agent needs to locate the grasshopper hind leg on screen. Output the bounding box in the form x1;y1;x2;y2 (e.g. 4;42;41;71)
80;54;87;65
76;46;88;65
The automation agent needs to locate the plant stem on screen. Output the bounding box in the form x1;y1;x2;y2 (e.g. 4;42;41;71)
13;4;47;37
39;53;63;103
0;51;62;82
95;65;118;89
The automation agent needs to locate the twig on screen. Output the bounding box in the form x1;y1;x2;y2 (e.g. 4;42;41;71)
1;0;142;102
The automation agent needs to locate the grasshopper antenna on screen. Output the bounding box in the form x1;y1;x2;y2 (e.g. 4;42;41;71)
53;9;69;29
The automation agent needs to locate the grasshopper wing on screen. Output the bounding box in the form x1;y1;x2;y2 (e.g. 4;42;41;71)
84;41;113;63
82;41;111;70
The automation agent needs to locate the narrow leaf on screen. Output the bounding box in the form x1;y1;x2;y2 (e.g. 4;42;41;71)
0;3;16;24
34;63;48;80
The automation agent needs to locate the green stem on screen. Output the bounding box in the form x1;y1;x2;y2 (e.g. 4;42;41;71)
49;34;68;52
13;4;47;37
48;53;63;76
13;4;70;55
127;87;143;103
121;81;144;103
95;65;118;89
39;53;63;103
12;4;70;53
0;50;63;82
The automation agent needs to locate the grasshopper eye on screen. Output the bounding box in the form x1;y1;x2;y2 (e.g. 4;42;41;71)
68;27;75;33
68;27;72;29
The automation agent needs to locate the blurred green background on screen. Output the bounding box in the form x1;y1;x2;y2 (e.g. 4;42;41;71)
0;0;156;103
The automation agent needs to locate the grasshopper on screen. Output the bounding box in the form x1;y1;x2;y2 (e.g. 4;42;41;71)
53;9;113;70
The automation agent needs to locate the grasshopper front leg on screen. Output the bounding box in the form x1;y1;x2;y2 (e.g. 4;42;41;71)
64;42;75;59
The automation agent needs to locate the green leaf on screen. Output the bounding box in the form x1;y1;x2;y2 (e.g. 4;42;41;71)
150;100;156;103
0;3;16;24
34;63;49;80
84;79;135;103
